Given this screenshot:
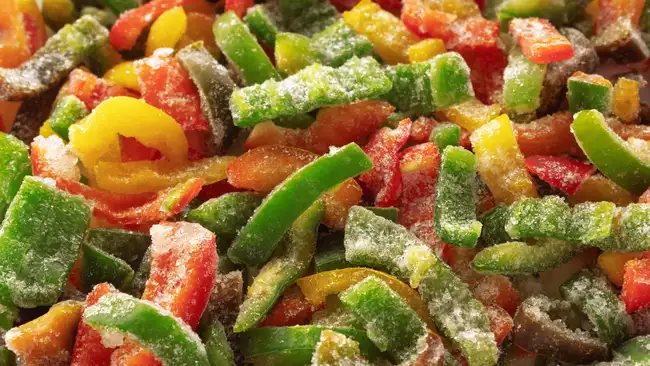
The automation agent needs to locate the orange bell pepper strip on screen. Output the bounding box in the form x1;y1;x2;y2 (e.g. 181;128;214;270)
598;251;649;286
5;301;83;365
297;268;435;330
509;18;574;64
68;96;189;171
70;283;119;366
176;12;220;57
244;101;395;154
17;0;47;55
0;0;32;68
227;145;363;230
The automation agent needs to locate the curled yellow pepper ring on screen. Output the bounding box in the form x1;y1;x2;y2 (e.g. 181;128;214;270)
146;6;188;56
296;267;435;330
104;61;140;92
68;96;189;171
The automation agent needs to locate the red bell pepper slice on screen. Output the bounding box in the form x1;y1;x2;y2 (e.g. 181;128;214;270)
447;16;500;53
259;286;322;327
198;179;244;201
596;0;645;35
67;69;139;111
109;0;202;50
622;258;650;313
509;18;574;64
524;155;596;196
359;119;412;208
485;305;514;345
397;142;440;227
225;0;255;18
70;283;119;366
410;116;438;143
473;275;521;315
119;136;161;162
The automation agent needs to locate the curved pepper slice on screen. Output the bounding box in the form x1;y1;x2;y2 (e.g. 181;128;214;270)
0;0;32;68
79;243;134;292
201;320;235;366
472;239;580;275
525;155;596;196
296;267;434;329
5;301;83;365
84;293;210;366
0;132;30;222
509;17;574;64
235;202;323;332
568;72;613;114
228;143;372;267
397;142;439;227
69;96;188;171
622;257;650;313
515;111;582;157
145;7;187;56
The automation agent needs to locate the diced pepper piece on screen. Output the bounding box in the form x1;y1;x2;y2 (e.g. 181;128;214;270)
514;112;583;157
598;250;647;286
84;293;210;366
176;12;219;56
200;320;235;366
245;101;394;155
241;326;380;365
485;305;514;345
473;275;521;315
596;0;645;34
471;114;538;204
312;19;374;67
610;335;650;363
17;0;48;55
623;258;650;313
0;0;31;68
213;11;280;85
235;202;323;332
436;99;501;133
67;68;138;111
343;0;420;64
85;228;151;269
397;143;439;227
598;204;650;251
430;123;461;151
145;7;187;56
0;132;30;222
68;96;188;171
244;4;280;47
129;249;151;298
525;155;596;196
561;270;631;345
48;95;89;142
613;77;641;123
103;61;140;92
0;177;90;308
230;56;392;127
279;0;338;37
312;329;373;366
434;146;482;248
228;143;372;267
296;267;434;328
513;295;609;364
0;16;108;101
258;285;320;327
41;0;77;30
339;277;428;363
568;72;613;114
5;301;83;365
497;0;567;25
314;246;350;273
572;109;650;195
509;18;574;64
472;239;580;275
275;32;321;75
79;243;134;292
502;47;546;114
408;38;446;63
479;205;512;248
225;0;254;18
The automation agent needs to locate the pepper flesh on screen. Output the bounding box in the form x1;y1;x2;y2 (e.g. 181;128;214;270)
0;132;30;222
622;258;650;313
568;72;613;114
145;7;187;56
509;17;574;64
613;77;641;123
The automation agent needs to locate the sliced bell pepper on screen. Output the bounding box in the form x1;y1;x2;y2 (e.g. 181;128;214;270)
244;4;281;48
435;99;501;133
275;32;321;75
68;96;188;171
497;0;567;25
70;283;118;366
0;132;30;222
561;270;631;345
5;301;83;365
200;320;235;366
109;0;201;51
598;250;648;286
0;177;90;308
359;119;412;208
568;72;613;114
609;335;650;363
472;239;580;275
48;95;89;142
83;293;210;366
509;17;574;64
129;249;151;298
225;0;254;18
245;101;394;154
0;285;17;332
67;68;139;111
572;109;650;195
103;61;140;92
312;329;374;366
85;228;151;269
598;204;650;252
430;123;460;151
314;246;350;273
176;12;219;57
435;146;482;248
622;258;650;313
343;0;420;64
312;19;374;68
234;202;323;332
0;0;32;68
478;205;512;247
514;112;582;157
596;0;645;34
613;77;642;123
502;47;547;114
485;305;514;345
470;114;538;204
473;275;521;316
145;7;187;56
228;143;372;267
17;0;48;55
258;285;321;327
0;16;108;101
397;142;439;227
78;243;134;292
408;38;446;63
525;155;596;196
230;56;392;128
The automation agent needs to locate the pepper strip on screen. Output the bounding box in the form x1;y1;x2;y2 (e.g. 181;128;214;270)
228;143;372;267
0;132;30;222
312;330;373;366
502;47;546;114
568;72;613;114
509;17;574;64
472;239;580;275
79;243;134;292
49;95;89;141
201;321;235;366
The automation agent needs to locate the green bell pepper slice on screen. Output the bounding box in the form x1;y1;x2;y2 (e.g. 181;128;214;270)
84;293;209;366
81;6;117;27
129;247;151;298
365;206;399;222
472;239;580;275
230;56;392;127
0;285;17;331
228;143;372;267
572;109;650;195
279;0;338;37
567;72;612;114
497;0;567;26
200;320;235;366
275;32;321;75
604;335;650;365
434;146;482;248
312;19;374;67
315;246;350;273
429;52;475;110
478;205;511;246
213;11;280;86
0;16;109;101
79;242;134;293
0;347;15;366
0;176;91;308
339;276;427;363
240;325;380;366
0;132;30;222
560;270;631;346
502;47;546;114
234;202;323;332
102;0;138;16
430;123;461;151
85;228;151;269
49;95;89;141
245;4;281;48
597;203;650;251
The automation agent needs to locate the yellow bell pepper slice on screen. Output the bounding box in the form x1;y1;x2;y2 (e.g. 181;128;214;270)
568;174;637;206
598;251;647;286
39;120;56;137
343;0;420;65
408;38;446;63
68;96;189;171
94;155;235;194
613;77;641;124
427;0;481;18
470;114;538;204
104;61;140;92
146;6;188;56
5;301;82;365
436;98;501;132
297;267;435;329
